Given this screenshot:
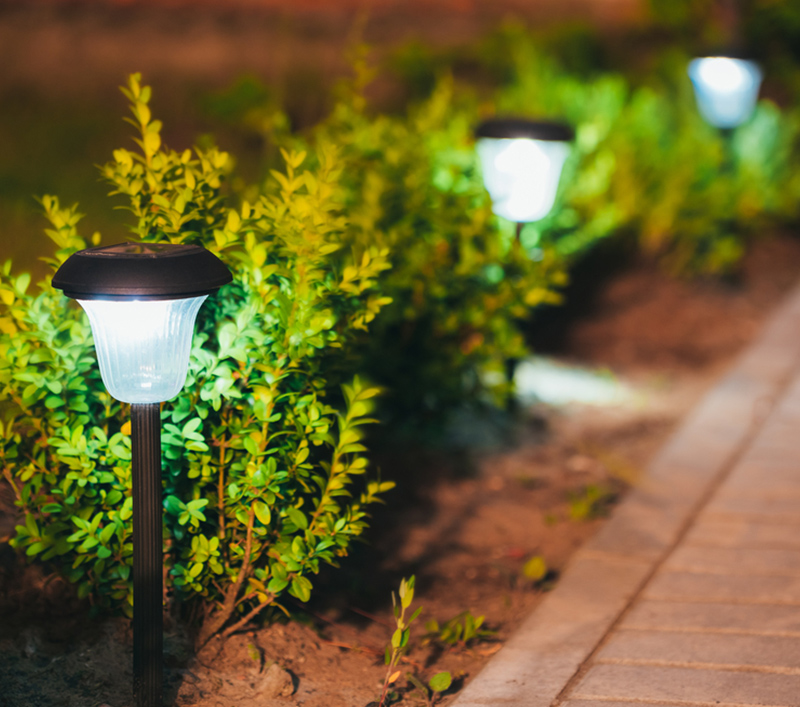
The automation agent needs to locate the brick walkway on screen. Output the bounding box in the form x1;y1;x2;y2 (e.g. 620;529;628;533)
453;281;800;707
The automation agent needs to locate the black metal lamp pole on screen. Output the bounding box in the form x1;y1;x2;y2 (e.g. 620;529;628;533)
132;403;164;706
52;242;231;707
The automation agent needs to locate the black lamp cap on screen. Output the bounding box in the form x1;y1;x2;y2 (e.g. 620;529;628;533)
475;118;575;142
694;47;756;62
52;241;233;301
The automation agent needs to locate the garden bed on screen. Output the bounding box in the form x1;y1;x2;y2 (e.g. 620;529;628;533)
2;232;799;707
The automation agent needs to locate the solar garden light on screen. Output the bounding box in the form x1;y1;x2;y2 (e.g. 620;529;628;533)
475;118;574;244
688;55;763;130
52;242;232;707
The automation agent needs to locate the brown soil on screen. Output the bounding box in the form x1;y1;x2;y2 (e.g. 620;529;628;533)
564;236;800;373
2;233;800;707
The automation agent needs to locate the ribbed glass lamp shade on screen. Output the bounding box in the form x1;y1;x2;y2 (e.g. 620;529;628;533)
52;241;232;405
78;296;207;404
688;56;762;129
476;137;570;223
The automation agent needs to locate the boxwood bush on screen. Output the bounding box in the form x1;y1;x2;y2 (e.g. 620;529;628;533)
266;31;800;423
3;75;395;645
308;68;569;420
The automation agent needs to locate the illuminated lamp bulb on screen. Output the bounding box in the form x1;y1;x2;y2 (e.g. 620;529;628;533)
475;118;574;223
78;296;207;404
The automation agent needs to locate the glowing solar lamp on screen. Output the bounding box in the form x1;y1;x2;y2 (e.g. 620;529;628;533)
475;118;574;241
52;242;231;707
688;55;763;129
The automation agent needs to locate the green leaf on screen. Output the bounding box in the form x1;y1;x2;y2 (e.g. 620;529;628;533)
26;541;45;556
253;501;271;526
244;436;260;456
99;524;116;544
164;495;186;516
44;396;64;410
429;672;452;693
46;380;63;395
522;555;548;582
289;575;312;603
25;514;39;538
286;507;308;530
267;576;289;594
143;131;161;155
400;576;414;608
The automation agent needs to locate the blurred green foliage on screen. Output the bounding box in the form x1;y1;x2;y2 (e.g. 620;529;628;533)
648;0;800;100
309;66;568;420
450;24;800;274
211;51;572;421
423;609;494;648
258;26;800;421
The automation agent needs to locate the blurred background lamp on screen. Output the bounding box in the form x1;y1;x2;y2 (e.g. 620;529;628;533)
52;241;231;707
475;118;574;224
688;56;763;129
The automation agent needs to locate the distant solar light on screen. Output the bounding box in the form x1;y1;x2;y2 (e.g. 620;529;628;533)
475;118;574;226
688;56;762;129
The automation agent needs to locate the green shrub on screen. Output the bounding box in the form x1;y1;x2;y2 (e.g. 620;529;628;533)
292;62;569;422
203;28;800;431
3;74;394;645
218;28;800;428
301;32;800;422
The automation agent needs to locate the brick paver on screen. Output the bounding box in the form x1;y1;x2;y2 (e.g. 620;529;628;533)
573;664;800;706
644;565;800;603
622;599;800;635
596;629;800;669
452;282;800;707
663;546;800;576
703;495;800;521
684;518;800;550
